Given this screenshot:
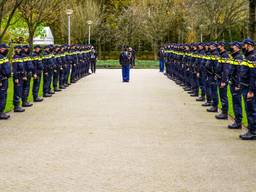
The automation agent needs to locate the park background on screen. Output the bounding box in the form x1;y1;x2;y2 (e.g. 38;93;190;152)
0;0;256;125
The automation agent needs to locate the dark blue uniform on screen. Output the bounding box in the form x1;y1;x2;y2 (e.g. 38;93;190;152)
119;51;131;82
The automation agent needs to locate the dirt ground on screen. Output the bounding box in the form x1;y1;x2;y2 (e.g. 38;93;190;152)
0;69;256;192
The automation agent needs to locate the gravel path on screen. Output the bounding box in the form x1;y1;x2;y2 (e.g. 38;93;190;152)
0;69;256;192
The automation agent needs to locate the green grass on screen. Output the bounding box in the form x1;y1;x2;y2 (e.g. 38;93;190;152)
97;60;158;69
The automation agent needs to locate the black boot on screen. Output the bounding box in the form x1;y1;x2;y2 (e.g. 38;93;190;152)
190;93;198;97
49;90;55;95
202;102;211;107
207;106;218;113
43;93;52;98
14;106;25;113
54;88;61;92
22;102;33;107
188;91;194;94
196;97;205;102
34;97;43;102
0;112;10;120
215;113;228;120
228;122;242;129
240;131;256;140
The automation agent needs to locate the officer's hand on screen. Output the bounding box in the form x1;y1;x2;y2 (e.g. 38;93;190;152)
23;77;27;81
34;74;38;79
45;73;48;76
54;70;57;73
15;79;19;84
247;91;254;99
235;87;240;91
196;73;200;78
0;82;2;87
220;82;226;88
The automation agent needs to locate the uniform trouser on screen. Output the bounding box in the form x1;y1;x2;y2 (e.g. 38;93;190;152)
48;70;53;92
33;73;41;99
59;69;65;87
71;64;76;81
210;78;219;107
91;60;96;73
219;83;228;114
199;72;206;98
122;65;130;82
159;59;165;72
192;73;198;94
13;78;23;106
53;70;59;89
206;76;212;103
230;85;242;124
43;72;50;95
241;86;256;132
0;79;8;113
22;75;31;103
64;65;70;84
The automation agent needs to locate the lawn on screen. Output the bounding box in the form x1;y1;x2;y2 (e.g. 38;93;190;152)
97;60;159;69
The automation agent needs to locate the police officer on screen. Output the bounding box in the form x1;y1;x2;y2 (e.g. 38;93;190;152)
32;45;44;102
12;45;26;112
42;45;53;97
0;43;11;120
158;47;165;72
90;46;97;73
21;45;34;107
119;46;131;82
53;46;61;92
228;42;243;129
239;38;256;140
215;42;232;120
207;43;219;113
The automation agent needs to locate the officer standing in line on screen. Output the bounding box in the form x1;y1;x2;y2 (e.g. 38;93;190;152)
42;45;53;98
207;43;219;113
59;46;67;89
228;42;243;129
239;38;256;140
53;46;61;92
32;45;44;102
119;46;131;82
12;45;26;112
215;42;232;120
21;45;34;107
90;46;97;73
0;44;11;120
158;47;165;73
202;43;213;107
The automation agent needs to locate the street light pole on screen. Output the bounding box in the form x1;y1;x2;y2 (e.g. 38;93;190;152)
87;20;93;45
66;9;73;46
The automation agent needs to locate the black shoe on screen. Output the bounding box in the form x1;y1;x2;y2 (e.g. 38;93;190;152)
207;107;218;113
190;94;198;97
43;93;52;98
196;97;205;102
22;102;33;107
60;86;66;89
71;80;76;84
0;112;10;120
215;113;228;120
188;91;194;94
34;97;43;102
54;89;61;92
228;122;242;129
49;90;55;95
240;131;256;140
14;106;25;113
202;102;211;107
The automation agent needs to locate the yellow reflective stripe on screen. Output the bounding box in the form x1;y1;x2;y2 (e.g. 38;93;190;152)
0;58;9;64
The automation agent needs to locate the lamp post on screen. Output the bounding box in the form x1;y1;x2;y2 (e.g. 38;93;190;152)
199;24;204;42
66;9;73;45
87;20;93;45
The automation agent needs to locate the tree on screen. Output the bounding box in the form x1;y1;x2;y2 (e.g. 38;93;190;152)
249;0;256;39
19;0;63;47
0;0;24;42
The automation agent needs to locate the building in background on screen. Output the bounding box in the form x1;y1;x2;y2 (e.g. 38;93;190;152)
33;27;54;45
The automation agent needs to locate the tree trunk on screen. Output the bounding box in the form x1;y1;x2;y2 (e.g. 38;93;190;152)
28;27;35;48
249;0;256;39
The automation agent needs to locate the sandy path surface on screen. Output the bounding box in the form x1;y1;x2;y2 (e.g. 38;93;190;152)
0;69;256;192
